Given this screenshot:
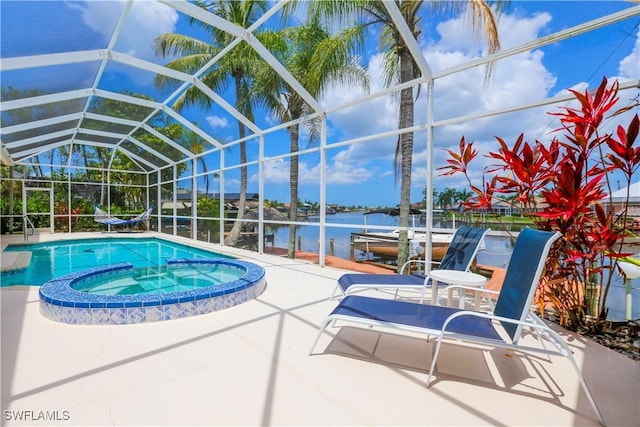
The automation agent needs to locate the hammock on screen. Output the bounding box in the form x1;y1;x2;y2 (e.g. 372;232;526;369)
94;206;152;226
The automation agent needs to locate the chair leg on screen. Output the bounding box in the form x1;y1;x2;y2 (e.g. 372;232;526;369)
566;352;606;426
485;289;495;311
426;335;445;387
457;289;465;309
330;284;340;300
309;315;334;355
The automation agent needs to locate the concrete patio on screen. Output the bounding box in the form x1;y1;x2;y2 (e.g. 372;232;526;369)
1;233;638;426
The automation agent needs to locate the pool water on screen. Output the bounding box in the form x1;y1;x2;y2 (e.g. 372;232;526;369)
73;264;244;296
1;238;230;286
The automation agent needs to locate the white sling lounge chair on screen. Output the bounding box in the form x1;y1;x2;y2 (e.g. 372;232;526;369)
310;228;605;426
94;206;152;230
331;226;490;301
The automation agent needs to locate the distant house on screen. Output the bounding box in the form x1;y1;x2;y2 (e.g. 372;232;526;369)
161;192;261;212
210;193;260;210
491;198;515;216
211;193;260;202
463;195;548;216
161;190;192;211
607;182;640;218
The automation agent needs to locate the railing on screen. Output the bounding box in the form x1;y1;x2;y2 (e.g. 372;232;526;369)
23;215;35;241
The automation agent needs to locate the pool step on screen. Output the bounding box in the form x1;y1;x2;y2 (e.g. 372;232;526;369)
81;277;143;295
168;268;224;288
168;269;199;279
0;251;32;272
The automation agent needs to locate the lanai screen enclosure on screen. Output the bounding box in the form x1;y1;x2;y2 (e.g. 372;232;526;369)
1;0;639;266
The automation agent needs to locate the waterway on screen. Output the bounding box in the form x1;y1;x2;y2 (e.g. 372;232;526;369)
269;211;640;321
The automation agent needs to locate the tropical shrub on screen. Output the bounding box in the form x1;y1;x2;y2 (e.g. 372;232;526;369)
439;76;640;331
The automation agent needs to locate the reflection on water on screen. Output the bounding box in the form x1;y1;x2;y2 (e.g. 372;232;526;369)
270;211;639;321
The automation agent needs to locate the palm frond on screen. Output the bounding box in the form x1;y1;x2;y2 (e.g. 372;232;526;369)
154;33;215;59
467;0;501;82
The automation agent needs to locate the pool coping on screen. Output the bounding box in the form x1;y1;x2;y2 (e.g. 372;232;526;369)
38;259;266;325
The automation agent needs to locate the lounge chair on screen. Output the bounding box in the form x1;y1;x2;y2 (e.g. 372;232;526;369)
331;226;490;302
310;228;605;426
94;206;152;230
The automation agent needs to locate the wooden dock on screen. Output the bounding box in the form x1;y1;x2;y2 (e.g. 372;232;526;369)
265;247;397;274
264;246;507;284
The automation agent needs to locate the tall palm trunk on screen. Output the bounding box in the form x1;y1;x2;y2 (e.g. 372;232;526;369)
225;74;248;246
288;123;299;259
396;47;415;268
200;158;209;196
99;150;108;207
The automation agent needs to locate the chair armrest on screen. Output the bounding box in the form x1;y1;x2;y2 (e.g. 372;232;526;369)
439;310;573;361
399;259;441;274
441;309;553;338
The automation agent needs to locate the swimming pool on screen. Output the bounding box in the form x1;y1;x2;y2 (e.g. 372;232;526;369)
38;259;266;325
2;237;267;324
1;237;232;286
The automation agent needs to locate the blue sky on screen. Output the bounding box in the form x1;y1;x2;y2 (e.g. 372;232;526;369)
1;1;639;207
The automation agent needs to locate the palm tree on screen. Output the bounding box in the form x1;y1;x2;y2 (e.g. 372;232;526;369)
153;0;268;246
253;19;369;258
180;127;210;197
455;189;474;205
307;0;503;267
437;187;457;210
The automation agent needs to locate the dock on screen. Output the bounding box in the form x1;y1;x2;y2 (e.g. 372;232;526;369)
263;246;507;289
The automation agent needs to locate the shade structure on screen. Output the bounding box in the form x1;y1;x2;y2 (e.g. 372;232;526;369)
1;1;639;264
1;1;638;174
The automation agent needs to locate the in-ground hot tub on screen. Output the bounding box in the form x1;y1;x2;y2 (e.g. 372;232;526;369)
39;259;266;325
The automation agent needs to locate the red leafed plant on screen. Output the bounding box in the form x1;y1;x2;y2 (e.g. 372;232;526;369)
439;76;640;331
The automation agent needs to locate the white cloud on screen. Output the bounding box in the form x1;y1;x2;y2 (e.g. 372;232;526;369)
70;0;178;61
255;153;377;187
490;11;553;51
259;158;290;184
619;28;640;79
67;1;124;43
433;10;552;55
206;116;229;129
424;10;557;140
319;9;561;189
325;149;378;184
321;53;398;140
222;177;240;192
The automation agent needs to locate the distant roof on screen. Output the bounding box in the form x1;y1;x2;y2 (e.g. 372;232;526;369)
365;208;423;216
610;182;640;203
212;193;259;201
170;192;259;201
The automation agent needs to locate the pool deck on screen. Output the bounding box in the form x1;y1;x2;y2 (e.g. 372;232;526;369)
1;232;639;426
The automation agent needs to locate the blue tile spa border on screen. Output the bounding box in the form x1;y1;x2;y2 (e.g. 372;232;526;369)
39;259;266;325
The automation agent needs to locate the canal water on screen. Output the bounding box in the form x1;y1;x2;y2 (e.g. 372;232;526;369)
269;211;640;321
